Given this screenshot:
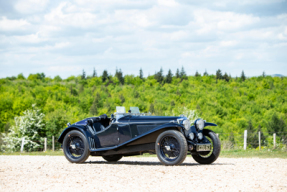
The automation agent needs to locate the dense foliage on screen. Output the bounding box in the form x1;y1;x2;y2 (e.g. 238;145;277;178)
0;70;286;148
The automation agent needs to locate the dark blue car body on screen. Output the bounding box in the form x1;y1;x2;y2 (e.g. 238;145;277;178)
58;114;216;157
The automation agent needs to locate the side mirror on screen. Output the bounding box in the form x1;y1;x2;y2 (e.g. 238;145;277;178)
111;114;114;119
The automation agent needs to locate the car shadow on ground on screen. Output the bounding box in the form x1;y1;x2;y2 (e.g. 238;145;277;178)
83;160;234;166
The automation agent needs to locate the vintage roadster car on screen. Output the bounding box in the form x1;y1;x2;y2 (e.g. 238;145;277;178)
58;107;221;166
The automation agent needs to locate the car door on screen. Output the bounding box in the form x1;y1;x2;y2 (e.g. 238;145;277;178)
96;124;119;148
117;115;132;145
96;116;131;147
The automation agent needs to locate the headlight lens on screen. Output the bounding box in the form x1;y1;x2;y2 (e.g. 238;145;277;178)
196;119;204;130
198;132;203;140
183;119;191;130
189;132;194;140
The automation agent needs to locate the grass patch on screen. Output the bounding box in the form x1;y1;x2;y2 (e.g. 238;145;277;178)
220;148;287;159
0;150;63;156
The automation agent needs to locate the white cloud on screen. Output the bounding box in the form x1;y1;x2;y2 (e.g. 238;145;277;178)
15;0;49;14
157;0;179;7
0;16;30;31
193;9;260;34
44;2;99;28
220;41;237;47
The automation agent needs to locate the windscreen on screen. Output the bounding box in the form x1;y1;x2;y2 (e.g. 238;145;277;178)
116;106;126;113
130;107;140;114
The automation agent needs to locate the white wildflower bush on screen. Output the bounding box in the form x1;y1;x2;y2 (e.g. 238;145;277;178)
165;106;199;122
1;104;45;152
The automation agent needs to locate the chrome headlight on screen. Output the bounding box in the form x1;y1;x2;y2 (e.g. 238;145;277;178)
196;119;204;130
183;119;191;130
189;132;194;140
198;132;203;140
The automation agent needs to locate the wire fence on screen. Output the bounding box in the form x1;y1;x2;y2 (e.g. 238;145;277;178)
0;131;287;153
0;135;62;152
217;131;287;151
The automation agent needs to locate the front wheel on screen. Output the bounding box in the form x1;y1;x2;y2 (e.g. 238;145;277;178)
63;130;90;163
155;130;187;166
192;129;221;164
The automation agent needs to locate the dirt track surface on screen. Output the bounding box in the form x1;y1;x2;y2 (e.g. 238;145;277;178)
0;156;287;192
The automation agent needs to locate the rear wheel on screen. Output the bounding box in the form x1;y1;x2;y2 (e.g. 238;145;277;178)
63;130;90;163
155;130;187;166
102;155;123;162
192;129;221;164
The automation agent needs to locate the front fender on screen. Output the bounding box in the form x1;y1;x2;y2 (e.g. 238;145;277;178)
204;122;217;127
57;125;87;143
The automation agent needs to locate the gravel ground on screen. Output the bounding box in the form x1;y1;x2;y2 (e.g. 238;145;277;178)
0;155;287;192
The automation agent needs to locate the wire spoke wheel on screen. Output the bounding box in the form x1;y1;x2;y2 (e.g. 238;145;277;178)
67;136;85;158
192;129;221;164
198;135;214;158
160;136;180;161
156;130;187;166
63;130;90;163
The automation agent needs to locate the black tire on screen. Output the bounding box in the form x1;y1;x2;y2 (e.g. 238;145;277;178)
155;130;187;166
192;129;221;164
102;155;123;162
63;130;90;163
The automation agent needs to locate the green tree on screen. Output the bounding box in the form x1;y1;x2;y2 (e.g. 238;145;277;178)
267;113;286;133
139;68;143;79
223;72;230;82
195;71;200;77
154;68;164;83
203;70;208;76
246;120;258;148
175;68;180;78
17;73;25;80
149;103;155;114
90;93;100;116
102;70;108;82
54;75;62;82
93;68;97;77
216;69;222;80
165;69;173;83
115;68;124;85
241;70;246;81
180;66;187;79
81;69;86;80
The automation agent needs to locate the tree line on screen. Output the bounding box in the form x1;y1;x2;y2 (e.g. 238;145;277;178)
0;68;286;149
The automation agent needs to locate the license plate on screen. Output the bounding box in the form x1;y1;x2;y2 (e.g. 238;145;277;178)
196;144;211;152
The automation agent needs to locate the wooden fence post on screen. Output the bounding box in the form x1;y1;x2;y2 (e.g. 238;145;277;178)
258;131;261;150
52;136;55;151
273;133;276;148
20;137;25;153
44;138;47;152
244;130;247;150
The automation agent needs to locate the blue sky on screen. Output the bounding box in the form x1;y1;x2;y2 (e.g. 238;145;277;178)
0;0;287;78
